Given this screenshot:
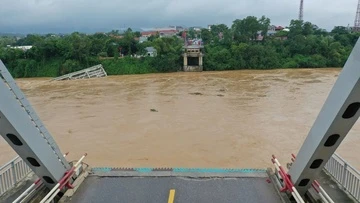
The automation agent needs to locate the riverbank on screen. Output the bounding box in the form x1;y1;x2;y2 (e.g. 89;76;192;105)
1;56;344;79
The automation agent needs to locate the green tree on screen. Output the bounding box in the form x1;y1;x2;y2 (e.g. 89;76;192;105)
303;22;314;36
288;20;303;38
200;29;212;44
258;16;271;39
0;16;357;79
331;26;349;35
232;16;261;42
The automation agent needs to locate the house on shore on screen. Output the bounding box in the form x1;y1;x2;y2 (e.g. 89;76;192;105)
145;47;157;57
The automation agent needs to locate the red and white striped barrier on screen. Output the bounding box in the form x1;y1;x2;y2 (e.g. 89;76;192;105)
271;155;305;203
13;152;70;203
291;154;334;203
40;153;87;203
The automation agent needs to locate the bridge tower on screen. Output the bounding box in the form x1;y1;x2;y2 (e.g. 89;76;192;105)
354;0;360;32
299;0;304;21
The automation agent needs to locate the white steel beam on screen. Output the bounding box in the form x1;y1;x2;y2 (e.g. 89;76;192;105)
289;38;360;195
0;60;70;188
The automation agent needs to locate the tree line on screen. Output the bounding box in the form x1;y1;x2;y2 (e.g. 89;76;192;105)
0;16;359;78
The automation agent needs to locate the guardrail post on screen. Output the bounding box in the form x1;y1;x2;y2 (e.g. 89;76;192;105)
11;160;17;187
0;174;3;194
341;162;348;190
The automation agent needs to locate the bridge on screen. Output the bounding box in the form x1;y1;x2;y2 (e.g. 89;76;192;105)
1;39;360;202
51;64;107;81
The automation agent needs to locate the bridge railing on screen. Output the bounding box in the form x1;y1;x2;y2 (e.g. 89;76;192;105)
0;156;32;197
0;153;359;199
324;153;360;201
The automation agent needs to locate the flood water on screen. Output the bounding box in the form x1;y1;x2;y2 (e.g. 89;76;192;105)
1;69;359;170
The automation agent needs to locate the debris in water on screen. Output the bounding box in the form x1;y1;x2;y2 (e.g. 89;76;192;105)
150;109;158;112
189;92;203;96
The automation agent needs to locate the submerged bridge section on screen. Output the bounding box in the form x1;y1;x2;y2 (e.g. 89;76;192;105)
51;64;107;81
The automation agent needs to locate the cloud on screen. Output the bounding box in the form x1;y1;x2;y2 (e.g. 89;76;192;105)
0;0;358;33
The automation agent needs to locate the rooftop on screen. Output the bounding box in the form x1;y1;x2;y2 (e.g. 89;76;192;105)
184;45;204;49
145;46;156;52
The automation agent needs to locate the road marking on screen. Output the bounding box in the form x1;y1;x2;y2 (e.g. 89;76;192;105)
168;189;175;203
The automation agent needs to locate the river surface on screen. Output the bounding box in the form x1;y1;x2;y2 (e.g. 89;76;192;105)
0;69;359;169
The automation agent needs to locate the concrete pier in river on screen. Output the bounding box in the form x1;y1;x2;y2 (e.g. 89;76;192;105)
182;45;204;72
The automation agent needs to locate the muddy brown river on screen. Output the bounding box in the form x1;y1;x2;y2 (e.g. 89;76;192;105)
0;69;359;170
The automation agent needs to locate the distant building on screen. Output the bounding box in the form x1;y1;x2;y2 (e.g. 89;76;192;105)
267;30;277;37
253;25;288;41
186;38;203;46
145;47;157;57
268;25;284;32
189;26;203;32
141;27;178;37
169;26;185;32
256;34;264;41
262;25;287;37
111;35;124;39
275;36;288;40
158;30;177;38
218;32;224;40
139;36;148;43
141;31;158;37
9;46;33;51
275;26;284;31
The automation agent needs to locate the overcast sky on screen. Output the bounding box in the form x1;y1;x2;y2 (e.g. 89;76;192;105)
0;0;357;34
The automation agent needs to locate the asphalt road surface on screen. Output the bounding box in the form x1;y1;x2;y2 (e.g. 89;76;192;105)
70;175;283;203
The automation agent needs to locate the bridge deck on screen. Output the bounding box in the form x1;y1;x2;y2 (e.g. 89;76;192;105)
68;168;285;203
1;167;356;202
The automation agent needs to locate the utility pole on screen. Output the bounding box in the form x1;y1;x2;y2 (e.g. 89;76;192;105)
299;0;304;21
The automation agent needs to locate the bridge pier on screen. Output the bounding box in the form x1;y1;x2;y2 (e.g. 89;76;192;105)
182;45;204;72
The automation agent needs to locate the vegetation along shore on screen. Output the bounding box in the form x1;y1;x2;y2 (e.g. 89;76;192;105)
0;16;359;78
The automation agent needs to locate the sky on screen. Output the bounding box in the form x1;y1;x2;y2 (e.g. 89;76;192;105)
0;0;358;34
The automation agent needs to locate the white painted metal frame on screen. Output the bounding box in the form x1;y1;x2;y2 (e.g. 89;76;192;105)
289;38;360;195
0;60;70;189
51;64;107;81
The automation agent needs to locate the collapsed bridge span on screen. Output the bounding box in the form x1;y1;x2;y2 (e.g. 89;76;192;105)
51;64;107;81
